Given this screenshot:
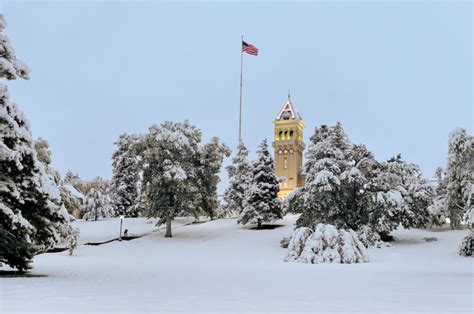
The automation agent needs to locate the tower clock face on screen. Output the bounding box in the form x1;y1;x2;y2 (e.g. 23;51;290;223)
284;150;288;154
278;150;282;155
290;149;294;154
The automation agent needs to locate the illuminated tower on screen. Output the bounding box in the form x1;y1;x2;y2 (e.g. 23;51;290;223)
272;94;305;198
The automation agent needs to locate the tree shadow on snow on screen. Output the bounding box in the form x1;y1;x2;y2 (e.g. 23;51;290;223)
249;224;285;230
0;270;48;278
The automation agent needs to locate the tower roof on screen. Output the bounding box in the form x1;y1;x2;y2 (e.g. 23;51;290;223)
276;96;302;121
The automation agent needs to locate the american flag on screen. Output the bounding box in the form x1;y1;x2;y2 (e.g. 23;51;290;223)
242;41;258;56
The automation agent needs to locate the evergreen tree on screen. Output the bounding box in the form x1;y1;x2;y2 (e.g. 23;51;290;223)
194;137;230;219
445;128;473;229
238;139;282;229
371;155;434;237
0;13;70;271
82;177;114;221
110;133;144;217
289;122;433;241
427;167;449;226
222;141;252;217
34;138;79;253
294;123;352;229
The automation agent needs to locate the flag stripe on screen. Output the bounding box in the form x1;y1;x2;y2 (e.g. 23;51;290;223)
242;41;259;56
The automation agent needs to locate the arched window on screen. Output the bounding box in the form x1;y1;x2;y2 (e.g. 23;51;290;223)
290;130;294;139
278;131;283;140
284;158;288;170
284;131;288;140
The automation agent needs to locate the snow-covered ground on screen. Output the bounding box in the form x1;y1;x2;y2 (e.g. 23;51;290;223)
1;215;472;313
71;217;161;245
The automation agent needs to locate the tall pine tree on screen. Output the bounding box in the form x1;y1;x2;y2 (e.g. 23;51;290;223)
445;128;473;229
82;177;114;221
222;141;253;217
110;133;144;217
0;13;70;271
194;137;230;219
239;139;282;229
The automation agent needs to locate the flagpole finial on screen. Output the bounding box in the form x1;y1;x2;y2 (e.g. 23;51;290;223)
288;90;291;101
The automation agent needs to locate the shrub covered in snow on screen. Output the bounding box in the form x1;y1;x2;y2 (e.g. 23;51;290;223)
280;237;291;248
458;230;473;257
357;225;385;248
459;207;474;257
285;224;369;264
284;227;312;262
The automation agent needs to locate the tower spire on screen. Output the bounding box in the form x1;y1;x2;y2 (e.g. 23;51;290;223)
288;90;291;101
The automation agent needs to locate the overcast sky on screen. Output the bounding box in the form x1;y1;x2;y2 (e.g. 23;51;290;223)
3;1;472;191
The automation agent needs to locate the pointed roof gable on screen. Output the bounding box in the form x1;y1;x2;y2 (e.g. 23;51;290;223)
276;99;302;121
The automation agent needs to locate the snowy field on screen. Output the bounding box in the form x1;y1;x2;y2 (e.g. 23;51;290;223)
1;215;472;313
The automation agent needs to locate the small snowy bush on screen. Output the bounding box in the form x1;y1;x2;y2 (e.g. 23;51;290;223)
459;208;474;257
280;237;291;248
284;227;312;262
357;225;388;248
285;224;369;264
458;230;473;257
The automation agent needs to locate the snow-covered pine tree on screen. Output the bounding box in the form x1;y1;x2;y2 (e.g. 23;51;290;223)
194;137;230;220
288;122;434;243
238;139;282;229
34;138;79;253
143;120;202;237
222;141;253;217
294;123;352;229
427;166;449;226
111;133;144;217
0;13;71;271
82;177;114;221
377;155;434;231
445;128;473;229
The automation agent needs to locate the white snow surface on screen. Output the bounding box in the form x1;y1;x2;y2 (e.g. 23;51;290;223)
1;215;472;313
70;217;162;245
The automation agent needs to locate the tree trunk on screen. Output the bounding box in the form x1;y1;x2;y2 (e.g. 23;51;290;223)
257;219;262;230
165;216;172;237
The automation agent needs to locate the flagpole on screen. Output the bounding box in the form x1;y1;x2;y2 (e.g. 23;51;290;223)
239;35;243;143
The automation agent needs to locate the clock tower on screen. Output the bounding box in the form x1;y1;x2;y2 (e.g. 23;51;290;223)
272;95;305;198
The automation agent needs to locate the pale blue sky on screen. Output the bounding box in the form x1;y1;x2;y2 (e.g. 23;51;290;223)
3;1;472;191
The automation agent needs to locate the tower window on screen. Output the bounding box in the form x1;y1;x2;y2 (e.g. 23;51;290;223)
290;130;294;139
284;158;288;169
278;131;283;140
